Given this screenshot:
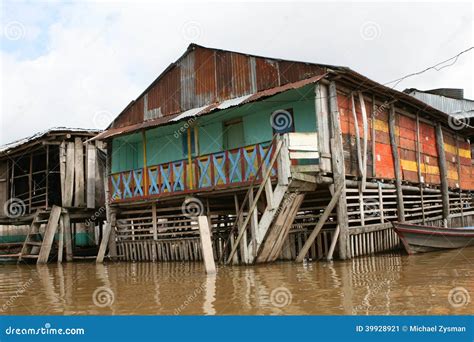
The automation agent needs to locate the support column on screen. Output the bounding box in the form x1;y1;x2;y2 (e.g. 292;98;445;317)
328;81;349;260
435;123;450;227
389;105;405;222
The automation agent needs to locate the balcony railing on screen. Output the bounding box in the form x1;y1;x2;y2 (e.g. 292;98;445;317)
109;141;277;202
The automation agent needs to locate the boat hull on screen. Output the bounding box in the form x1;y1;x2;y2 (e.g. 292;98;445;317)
392;222;474;254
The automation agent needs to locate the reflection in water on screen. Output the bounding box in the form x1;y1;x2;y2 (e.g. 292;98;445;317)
0;247;473;315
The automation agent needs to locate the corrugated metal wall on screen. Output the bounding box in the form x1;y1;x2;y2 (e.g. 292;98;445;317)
111;46;326;129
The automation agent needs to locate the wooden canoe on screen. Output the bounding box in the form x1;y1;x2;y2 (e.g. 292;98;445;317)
392;222;474;254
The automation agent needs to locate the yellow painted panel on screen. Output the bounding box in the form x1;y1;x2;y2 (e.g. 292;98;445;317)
444;143;471;159
374;119;399;135
448;170;459;180
400;159;439;175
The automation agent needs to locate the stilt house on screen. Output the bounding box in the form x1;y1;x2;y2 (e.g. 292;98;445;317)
0;128;106;263
92;44;474;264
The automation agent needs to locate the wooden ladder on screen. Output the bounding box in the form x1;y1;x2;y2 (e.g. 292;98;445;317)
18;205;62;264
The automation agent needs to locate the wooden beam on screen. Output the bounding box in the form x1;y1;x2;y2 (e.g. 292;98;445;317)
74;138;85;207
327;225;340;261
64;142;75;207
389;105;405;222
37;205;62;264
86;143;96;209
62;212;73;262
328;81;349;259
296;183;343;262
57;215;64;263
435;122;450;227
59;141;66;205
198;216;216;274
371;94;376;177
415;114;426;224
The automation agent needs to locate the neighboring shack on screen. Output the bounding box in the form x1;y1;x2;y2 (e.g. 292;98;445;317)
0;128;106;262
83;44;474;264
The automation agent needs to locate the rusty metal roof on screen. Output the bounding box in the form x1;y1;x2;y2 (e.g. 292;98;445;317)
91;74;327;141
0;127;101;156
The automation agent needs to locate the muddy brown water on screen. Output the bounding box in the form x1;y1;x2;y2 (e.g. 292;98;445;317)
0;248;473;315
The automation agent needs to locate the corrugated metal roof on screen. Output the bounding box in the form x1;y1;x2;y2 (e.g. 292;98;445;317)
407;89;474;118
0;127;101;155
91;74;327;141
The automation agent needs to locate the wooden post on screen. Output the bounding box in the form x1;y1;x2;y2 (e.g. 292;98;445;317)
86;143;96;209
415;114;426;224
296;183;343;262
327;225;340;261
28;153;32;213
435;122;450;227
59;141;66;205
371;94;376;177
389;105;405;222
64;142;75;207
74;138;85;207
455;136;464;225
151;202;158;261
63;211;73;261
45;144;49;208
57;215;64;263
198;216;216;274
328;81;349;259
142;130;149;196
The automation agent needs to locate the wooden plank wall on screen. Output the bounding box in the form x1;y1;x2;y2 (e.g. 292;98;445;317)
60;140;105;209
337;91;473;191
0;161;8;217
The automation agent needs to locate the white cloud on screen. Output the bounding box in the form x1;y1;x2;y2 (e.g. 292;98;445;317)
1;1;473;144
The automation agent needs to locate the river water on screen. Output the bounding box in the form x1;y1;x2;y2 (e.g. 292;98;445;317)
0;248;472;315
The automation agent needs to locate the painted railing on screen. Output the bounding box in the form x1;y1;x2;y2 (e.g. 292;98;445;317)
109;141;277;202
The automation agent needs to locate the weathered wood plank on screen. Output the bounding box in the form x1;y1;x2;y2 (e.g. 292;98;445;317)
37;205;62;264
328;81;350;259
64;142;75;207
436;123;450;227
74;138;85;207
198;216;216;274
389;105;405;222
86;143;96;209
296;183;343;262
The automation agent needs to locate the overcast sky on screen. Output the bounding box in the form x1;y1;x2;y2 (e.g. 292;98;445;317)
0;0;472;145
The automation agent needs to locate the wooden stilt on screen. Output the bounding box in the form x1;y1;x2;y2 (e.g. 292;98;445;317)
328;81;349;259
389;104;405;222
296;183;343;262
435;123;450;227
198;216;216;274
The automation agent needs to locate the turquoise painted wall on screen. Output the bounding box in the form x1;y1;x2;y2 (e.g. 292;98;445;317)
111;133;144;173
110;84;318;173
